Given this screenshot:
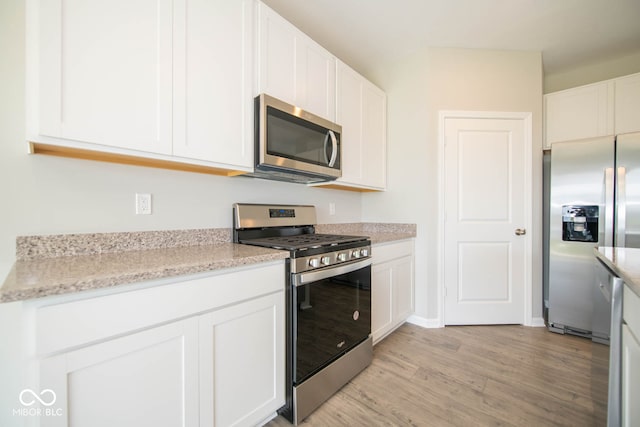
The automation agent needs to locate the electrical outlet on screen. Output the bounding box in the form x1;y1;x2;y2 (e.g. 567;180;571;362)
329;202;336;216
135;193;152;215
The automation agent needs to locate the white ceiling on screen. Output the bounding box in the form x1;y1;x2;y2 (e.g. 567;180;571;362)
262;0;640;77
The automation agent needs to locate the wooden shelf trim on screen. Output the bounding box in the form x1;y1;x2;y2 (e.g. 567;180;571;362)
29;142;248;177
317;183;383;192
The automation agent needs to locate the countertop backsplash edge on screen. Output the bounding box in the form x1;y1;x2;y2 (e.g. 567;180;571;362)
16;223;417;261
16;228;234;260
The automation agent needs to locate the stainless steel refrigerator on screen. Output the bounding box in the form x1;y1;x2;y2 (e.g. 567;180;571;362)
547;132;640;341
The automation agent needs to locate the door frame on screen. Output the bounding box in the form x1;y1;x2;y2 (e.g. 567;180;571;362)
437;110;534;327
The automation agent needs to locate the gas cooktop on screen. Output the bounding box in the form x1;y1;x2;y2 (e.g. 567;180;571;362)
239;233;368;251
233;203;371;272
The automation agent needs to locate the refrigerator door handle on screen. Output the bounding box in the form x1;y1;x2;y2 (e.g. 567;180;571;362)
616;167;627;247
604;167;615;247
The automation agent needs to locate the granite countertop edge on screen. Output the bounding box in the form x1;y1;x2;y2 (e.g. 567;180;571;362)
2;223;416;303
594;247;640;297
1;244;289;304
316;222;417;245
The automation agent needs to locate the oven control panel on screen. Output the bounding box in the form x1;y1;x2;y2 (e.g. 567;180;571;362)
291;244;371;273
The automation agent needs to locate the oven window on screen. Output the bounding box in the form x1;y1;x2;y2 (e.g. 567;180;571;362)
293;265;371;384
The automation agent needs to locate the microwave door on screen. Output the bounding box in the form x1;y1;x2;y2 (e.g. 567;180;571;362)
255;94;342;181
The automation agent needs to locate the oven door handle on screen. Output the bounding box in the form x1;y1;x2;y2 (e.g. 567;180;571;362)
293;258;372;287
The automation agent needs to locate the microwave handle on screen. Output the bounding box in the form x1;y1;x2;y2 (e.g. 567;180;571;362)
323;131;338;167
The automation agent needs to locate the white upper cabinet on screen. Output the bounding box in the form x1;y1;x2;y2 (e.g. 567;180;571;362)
256;1;336;121
255;1;387;191
615;73;640;135
332;60;387;190
544;72;640;149
35;0;174;154
28;0;387;183
361;77;387;189
172;0;253;168
28;0;253;172
336;62;362;185
544;81;614;148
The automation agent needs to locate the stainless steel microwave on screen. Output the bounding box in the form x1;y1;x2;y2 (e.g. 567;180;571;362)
249;94;342;184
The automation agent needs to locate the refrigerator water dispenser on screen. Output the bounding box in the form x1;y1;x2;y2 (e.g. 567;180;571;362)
562;205;598;242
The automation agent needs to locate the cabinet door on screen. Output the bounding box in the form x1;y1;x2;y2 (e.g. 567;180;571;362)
199;292;285;427
37;0;173;154
622;324;640;427
172;0;253;168
335;61;387;190
361;81;387;189
296;38;336;120
393;256;415;324
615;73;640;135
336;61;363;185
372;261;394;343
257;2;335;120
257;2;296;106
39;318;199;427
544;81;614;147
372;241;415;344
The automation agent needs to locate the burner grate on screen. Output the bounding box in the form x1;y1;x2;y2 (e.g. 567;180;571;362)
241;233;367;251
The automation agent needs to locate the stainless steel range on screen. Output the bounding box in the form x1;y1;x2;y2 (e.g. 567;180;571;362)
233;203;372;425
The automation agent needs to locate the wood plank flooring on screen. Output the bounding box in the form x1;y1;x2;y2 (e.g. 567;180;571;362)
266;324;609;426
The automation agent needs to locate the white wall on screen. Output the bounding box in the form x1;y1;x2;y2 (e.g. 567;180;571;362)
365;47;543;324
0;0;362;280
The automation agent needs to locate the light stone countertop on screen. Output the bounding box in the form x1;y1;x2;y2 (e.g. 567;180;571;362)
316;222;417;245
1;223;416;303
595;247;640;297
1;243;288;303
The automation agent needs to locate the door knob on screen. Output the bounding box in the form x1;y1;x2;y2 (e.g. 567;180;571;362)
515;228;526;236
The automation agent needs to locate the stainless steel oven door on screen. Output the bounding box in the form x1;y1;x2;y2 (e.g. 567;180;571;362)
291;258;371;385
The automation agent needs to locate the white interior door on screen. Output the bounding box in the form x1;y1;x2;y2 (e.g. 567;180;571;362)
443;115;530;325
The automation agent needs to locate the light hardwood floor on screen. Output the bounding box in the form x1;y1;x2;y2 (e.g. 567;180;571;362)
266;324;608;426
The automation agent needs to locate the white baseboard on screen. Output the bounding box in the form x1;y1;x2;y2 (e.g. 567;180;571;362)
407;315;547;328
528;317;546;327
406;315;442;329
257;412;278;426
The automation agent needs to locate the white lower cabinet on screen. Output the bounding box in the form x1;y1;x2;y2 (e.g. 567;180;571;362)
371;240;414;344
32;262;285;427
40;318;200;427
622;324;640;427
622;285;640;427
199;292;284;427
